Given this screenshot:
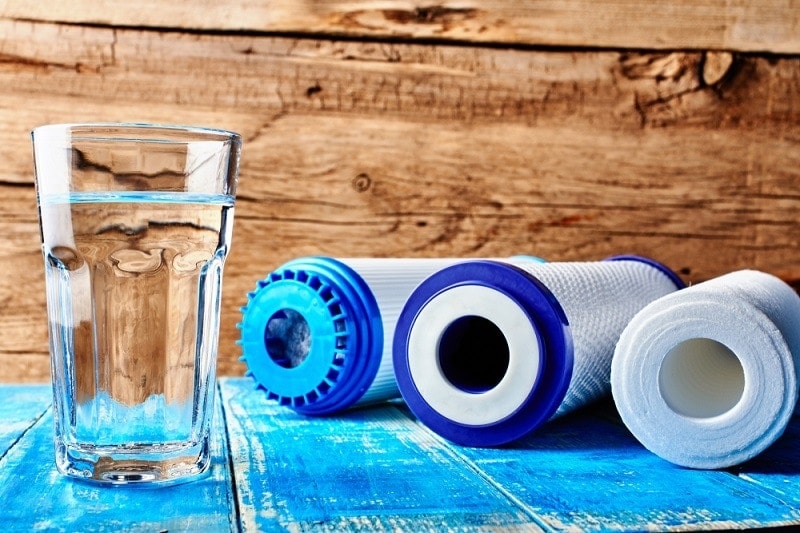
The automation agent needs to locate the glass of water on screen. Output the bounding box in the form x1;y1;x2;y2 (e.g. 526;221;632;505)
31;123;241;486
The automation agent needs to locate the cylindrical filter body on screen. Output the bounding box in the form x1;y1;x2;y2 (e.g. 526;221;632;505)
611;270;800;469
239;256;544;415
392;257;684;446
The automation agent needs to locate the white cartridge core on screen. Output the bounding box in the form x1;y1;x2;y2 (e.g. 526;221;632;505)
658;338;745;419
407;285;541;426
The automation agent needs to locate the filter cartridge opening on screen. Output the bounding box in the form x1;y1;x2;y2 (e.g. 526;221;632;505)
658;338;745;419
438;315;510;394
265;309;312;369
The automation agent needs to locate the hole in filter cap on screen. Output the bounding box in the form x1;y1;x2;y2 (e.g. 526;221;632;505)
265;309;312;369
658;338;745;419
438;315;510;393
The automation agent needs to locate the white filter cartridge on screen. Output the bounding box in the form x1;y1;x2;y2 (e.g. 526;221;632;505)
392;256;684;446
238;256;543;415
611;270;800;469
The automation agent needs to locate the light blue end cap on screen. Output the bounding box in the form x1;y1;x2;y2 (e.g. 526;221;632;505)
239;257;383;415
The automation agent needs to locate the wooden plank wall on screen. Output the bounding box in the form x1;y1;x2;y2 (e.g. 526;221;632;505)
1;1;798;382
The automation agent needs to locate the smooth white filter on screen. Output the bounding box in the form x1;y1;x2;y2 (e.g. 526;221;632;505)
611;270;800;469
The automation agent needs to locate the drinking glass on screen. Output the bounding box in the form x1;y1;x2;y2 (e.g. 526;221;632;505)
31;123;241;486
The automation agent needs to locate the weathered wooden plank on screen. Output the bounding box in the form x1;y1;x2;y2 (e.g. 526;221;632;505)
2;20;799;382
2;21;797;133
0;384;50;456
1;0;798;53
221;377;800;530
727;413;800;510
0;386;237;532
0;186;43;372
219;377;542;531
5;380;800;530
431;401;800;531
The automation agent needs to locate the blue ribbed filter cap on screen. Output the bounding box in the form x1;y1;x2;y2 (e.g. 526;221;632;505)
392;256;684;447
239;257;546;415
239;257;382;415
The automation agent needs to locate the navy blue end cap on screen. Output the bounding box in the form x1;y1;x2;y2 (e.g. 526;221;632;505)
392;260;573;447
605;254;686;290
239;257;383;415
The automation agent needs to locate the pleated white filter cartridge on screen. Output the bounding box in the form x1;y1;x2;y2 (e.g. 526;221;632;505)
392;257;684;446
611;270;800;469
239;256;544;415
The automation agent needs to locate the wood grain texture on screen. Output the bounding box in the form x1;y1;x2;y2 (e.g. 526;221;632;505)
0;386;237;532
0;384;50;456
3;379;800;530
448;404;800;530
1;0;799;53
220;377;541;531
218;377;800;531
1;15;799;382
725;415;800;512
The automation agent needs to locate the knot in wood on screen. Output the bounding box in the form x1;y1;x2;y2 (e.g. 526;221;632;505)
352;173;372;192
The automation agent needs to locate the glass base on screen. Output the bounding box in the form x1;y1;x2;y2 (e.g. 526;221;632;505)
55;437;212;487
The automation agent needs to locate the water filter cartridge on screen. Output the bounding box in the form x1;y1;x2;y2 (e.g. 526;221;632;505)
611;270;800;469
239;256;544;415
392;256;684;446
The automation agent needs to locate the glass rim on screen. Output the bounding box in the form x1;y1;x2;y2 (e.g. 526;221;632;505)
31;122;241;144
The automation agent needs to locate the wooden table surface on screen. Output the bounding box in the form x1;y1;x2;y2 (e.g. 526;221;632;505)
2;377;799;532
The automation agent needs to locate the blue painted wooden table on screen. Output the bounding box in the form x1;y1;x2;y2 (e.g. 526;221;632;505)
2;377;800;531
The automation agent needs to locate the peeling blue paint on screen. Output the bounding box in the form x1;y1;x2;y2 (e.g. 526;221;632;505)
0;386;236;532
0;384;50;457
2;379;800;531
